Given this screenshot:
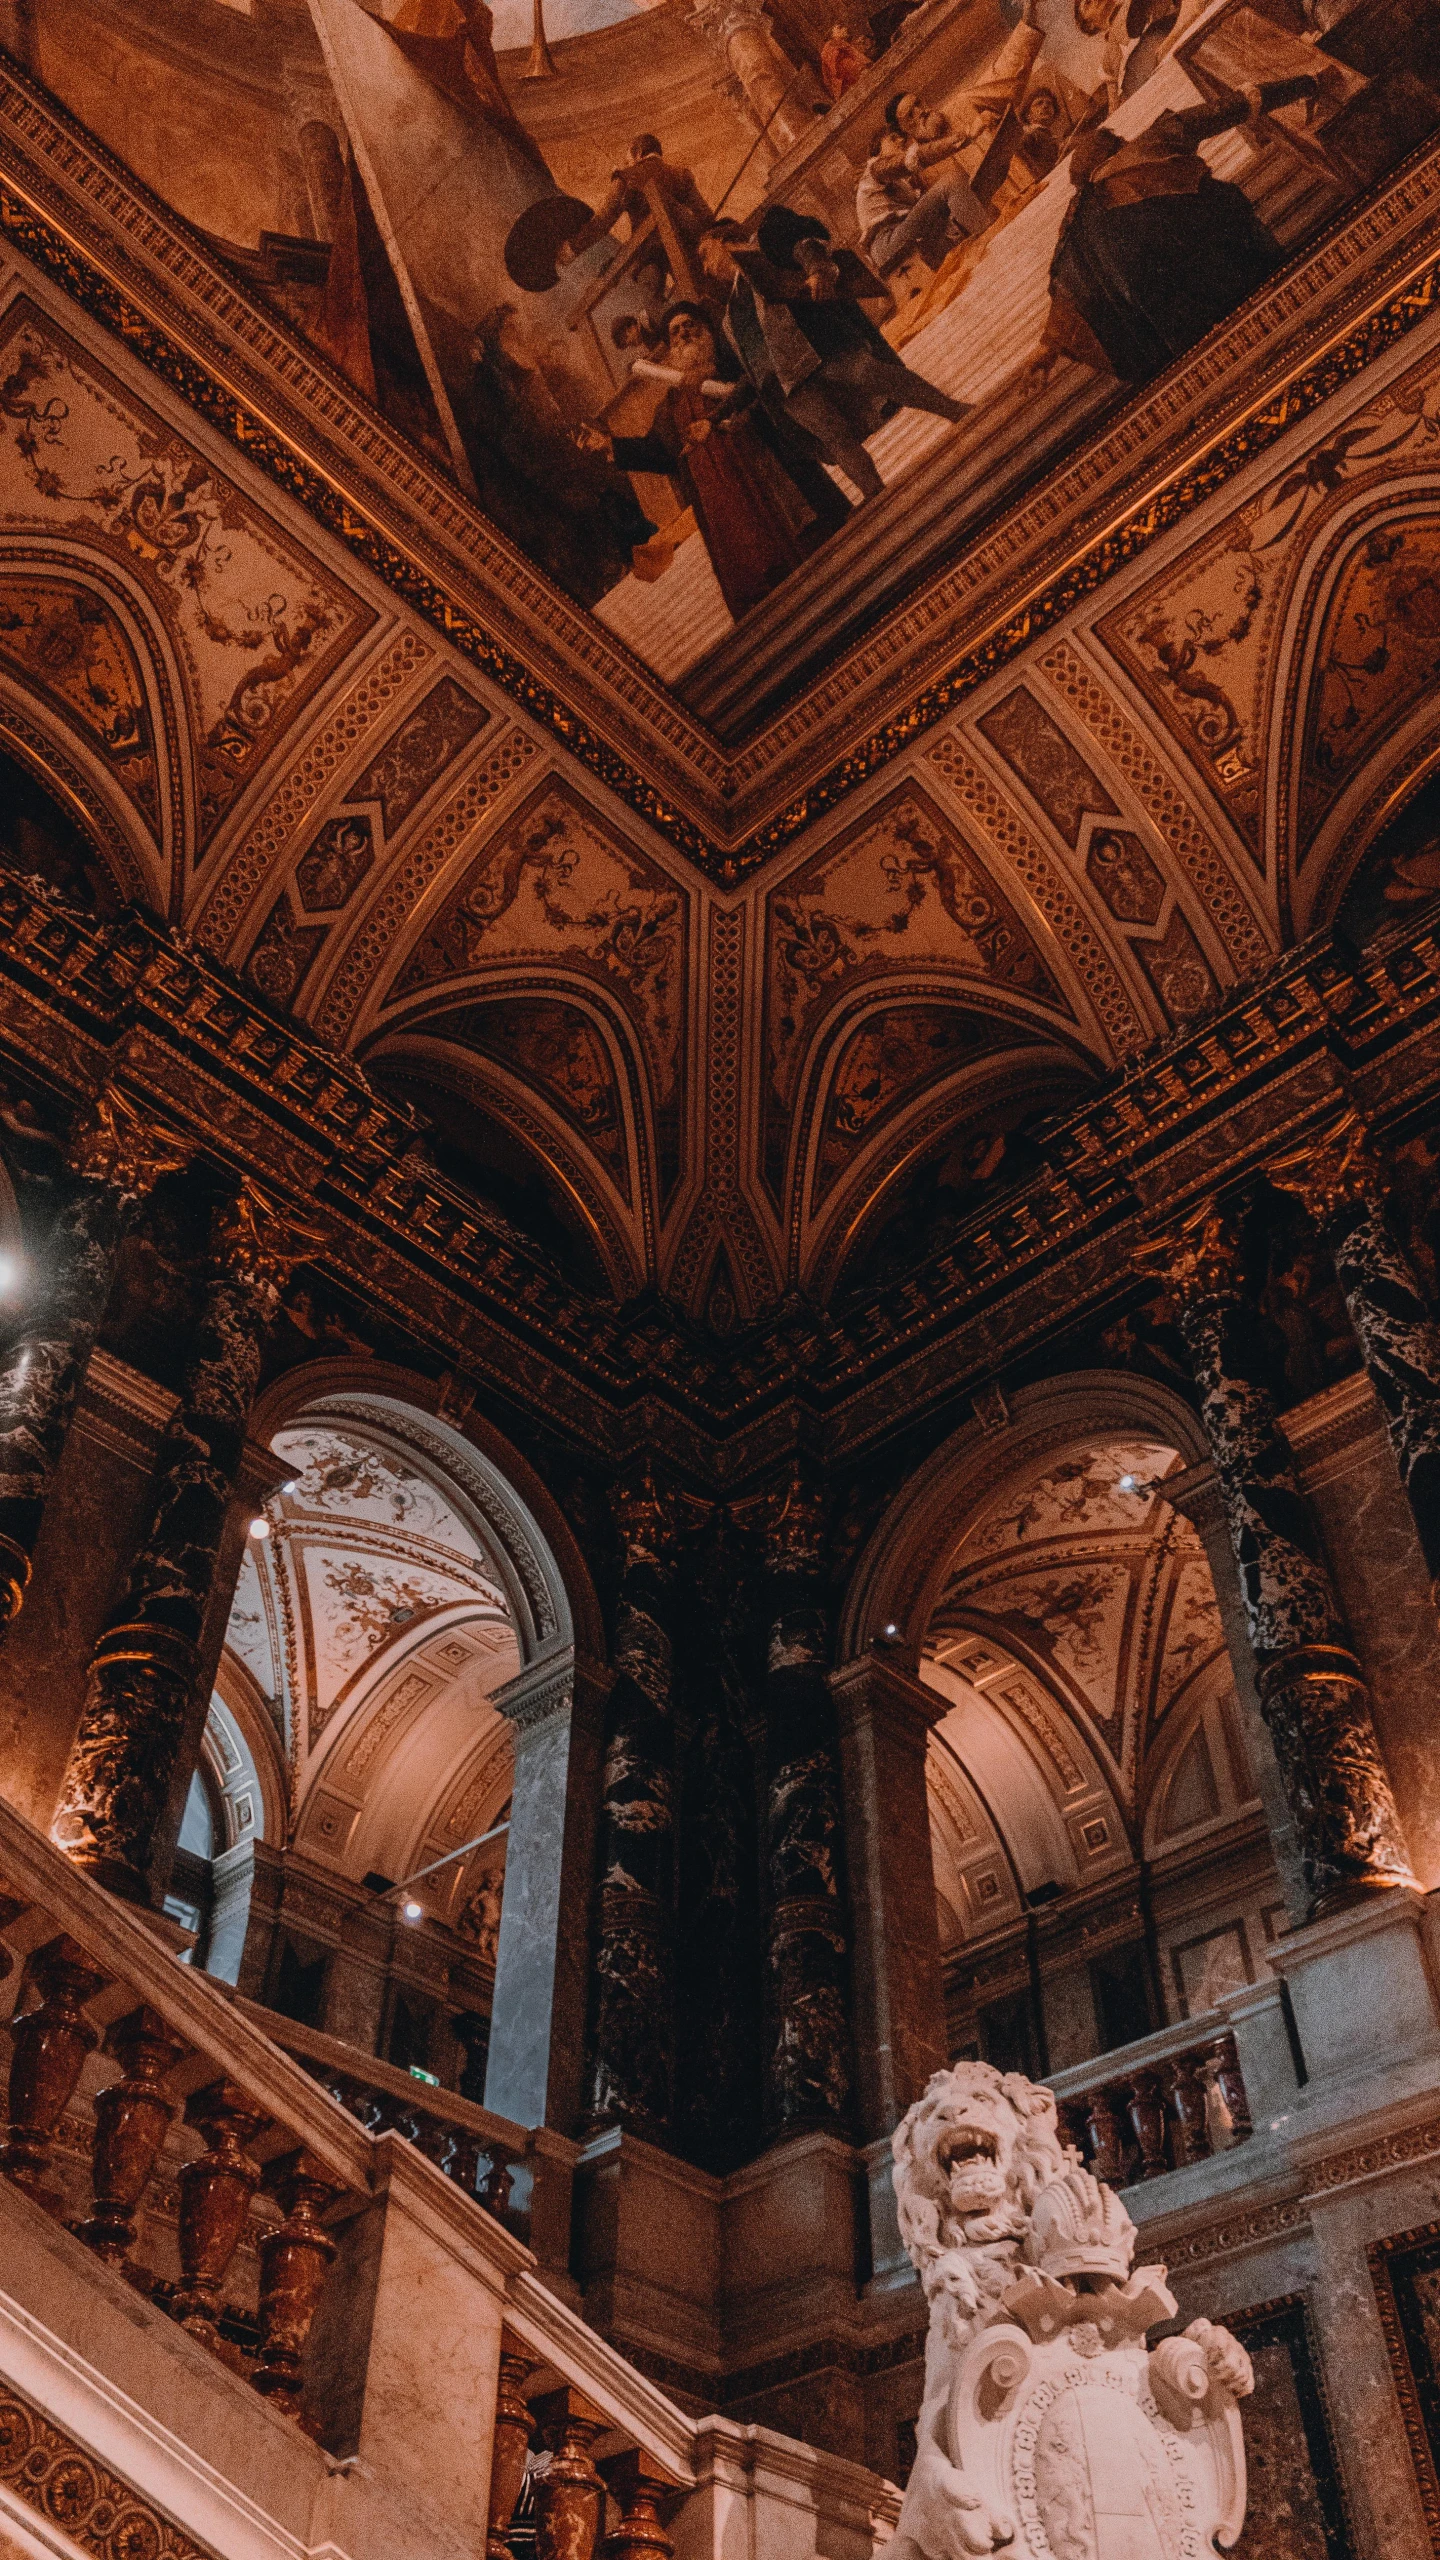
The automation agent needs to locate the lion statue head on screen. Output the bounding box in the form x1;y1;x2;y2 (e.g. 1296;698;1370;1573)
892;2061;1074;2339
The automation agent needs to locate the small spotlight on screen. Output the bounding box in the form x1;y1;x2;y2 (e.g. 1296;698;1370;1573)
1118;1475;1136;1492
0;1254;22;1295
282;1479;300;1495
248;1516;271;1539
401;1899;423;1923
884;1621;899;1637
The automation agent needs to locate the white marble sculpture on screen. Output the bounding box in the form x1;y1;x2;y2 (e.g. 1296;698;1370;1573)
890;2062;1253;2558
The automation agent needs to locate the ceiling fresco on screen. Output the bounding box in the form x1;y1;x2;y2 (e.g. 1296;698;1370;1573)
922;1435;1246;1946
5;0;1436;708
220;1419;519;1887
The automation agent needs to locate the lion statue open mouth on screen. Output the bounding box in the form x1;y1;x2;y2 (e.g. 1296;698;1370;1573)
890;2062;1253;2559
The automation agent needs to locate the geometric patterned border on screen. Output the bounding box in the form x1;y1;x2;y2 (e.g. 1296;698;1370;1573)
1369;2219;1440;2558
0;2385;213;2560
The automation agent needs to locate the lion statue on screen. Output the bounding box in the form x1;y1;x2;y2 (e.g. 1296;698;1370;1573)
890;2062;1253;2559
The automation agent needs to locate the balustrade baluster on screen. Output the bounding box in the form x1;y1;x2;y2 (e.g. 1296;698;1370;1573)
1084;2085;1126;2185
448;2130;483;2194
488;2345;539;2560
174;2081;268;2344
533;2388;605;2560
251;2148;344;2423
602;2452;674;2560
480;2150;515;2219
1125;2071;1169;2180
1209;2032;1252;2143
72;2006;184;2265
1166;2053;1212;2168
0;1938;106;2209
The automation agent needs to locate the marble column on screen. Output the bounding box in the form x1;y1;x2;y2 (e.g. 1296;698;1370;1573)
585;1473;678;2138
0;1092;188;1627
484;1645;607;2135
1269;1112;1440;1596
51;1183;314;1903
1145;1199;1413;1916
830;1648;947;2144
762;1465;852;2137
676;1516;760;2167
687;0;819;154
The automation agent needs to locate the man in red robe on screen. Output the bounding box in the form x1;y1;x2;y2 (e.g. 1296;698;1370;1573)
583;305;829;620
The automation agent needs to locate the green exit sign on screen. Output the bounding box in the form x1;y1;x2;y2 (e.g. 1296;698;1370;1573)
409;2066;440;2087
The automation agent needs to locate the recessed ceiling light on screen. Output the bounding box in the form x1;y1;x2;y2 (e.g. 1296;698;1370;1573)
249;1517;271;1538
402;1899;423;1922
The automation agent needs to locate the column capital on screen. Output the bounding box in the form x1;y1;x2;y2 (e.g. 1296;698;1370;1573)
830;1649;947;1751
1134;1194;1246;1312
610;1467;678;1573
493;1645;613;1734
1267;1106;1387;1234
763;1454;826;1574
211;1182;329;1302
68;1087;191;1197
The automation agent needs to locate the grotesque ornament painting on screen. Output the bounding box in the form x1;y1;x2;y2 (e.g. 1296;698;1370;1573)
891;2062;1253;2557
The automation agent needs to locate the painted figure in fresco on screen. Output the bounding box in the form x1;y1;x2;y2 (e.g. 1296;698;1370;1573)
697;222;860;528
458;304;656;604
557;134;715;319
381;0;547;171
884;0;1046;173
856;125;989;273
821;22;873;97
721;207;969;500
581;305;834;618
1029;82;1314;386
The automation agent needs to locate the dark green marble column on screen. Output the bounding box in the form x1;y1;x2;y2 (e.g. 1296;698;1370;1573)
762;1463;852;2136
0;1094;188;1626
585;1472;678;2137
1149;1201;1412;1916
51;1184;308;1902
1271;1113;1440;1596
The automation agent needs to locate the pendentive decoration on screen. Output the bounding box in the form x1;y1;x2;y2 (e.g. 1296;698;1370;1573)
761;1460;852;2136
1269;1110;1440;1608
585;1469;678;2137
51;1183;322;1902
0;1091;190;1627
1140;1197;1412;1917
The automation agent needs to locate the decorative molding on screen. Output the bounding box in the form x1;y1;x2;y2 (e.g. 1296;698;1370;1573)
0;2380;214;2560
1368;2219;1440;2558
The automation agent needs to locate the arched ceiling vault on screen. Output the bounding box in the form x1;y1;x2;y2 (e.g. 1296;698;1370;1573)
3;119;1440;1315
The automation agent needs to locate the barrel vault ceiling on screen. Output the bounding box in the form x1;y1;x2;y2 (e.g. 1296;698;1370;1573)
4;54;1440;1321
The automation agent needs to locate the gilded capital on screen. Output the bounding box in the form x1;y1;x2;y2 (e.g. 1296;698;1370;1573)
212;1183;328;1298
68;1090;191;1196
1267;1110;1384;1232
1134;1195;1245;1308
765;1456;826;1573
611;1467;673;1571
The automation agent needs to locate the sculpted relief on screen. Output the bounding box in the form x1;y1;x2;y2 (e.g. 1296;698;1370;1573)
892;2062;1252;2558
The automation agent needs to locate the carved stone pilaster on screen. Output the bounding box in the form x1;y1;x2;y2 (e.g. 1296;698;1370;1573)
52;1183;322;1901
585;1473;678;2136
762;1460;851;2136
0;1092;189;1628
1140;1199;1412;1914
687;0;818;153
1269;1112;1440;1594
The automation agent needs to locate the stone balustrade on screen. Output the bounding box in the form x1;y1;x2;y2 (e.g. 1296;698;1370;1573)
1048;2011;1260;2191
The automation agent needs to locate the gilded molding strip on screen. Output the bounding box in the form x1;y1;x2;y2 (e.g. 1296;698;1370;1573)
1367;2220;1440;2559
3;157;1440;882
0;2378;214;2560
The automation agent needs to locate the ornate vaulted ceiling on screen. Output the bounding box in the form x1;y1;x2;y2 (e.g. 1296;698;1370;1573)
3;27;1440;1328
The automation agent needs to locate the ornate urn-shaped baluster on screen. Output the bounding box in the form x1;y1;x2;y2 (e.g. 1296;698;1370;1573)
602;2451;674;2560
1125;2070;1170;2179
0;1938;106;2210
533;2389;605;2560
479;2149;515;2220
1083;2084;1126;2185
174;2081;268;2343
1209;2031;1253;2142
72;2005;185;2265
488;2345;538;2560
251;2148;344;2421
1167;2053;1213;2168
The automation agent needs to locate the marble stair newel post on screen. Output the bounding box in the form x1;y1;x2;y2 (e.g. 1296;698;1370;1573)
585;1470;679;2136
1269;1110;1440;1604
51;1182;320;1903
762;1460;853;2137
1142;1198;1413;1917
0;1092;189;1628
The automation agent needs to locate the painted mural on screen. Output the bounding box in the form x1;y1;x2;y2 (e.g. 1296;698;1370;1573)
7;0;1437;690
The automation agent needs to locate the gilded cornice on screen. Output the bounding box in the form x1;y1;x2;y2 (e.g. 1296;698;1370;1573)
3;51;1440;876
1;875;1439;1478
